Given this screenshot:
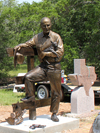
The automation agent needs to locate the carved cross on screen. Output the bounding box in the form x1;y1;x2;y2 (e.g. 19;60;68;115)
68;59;97;96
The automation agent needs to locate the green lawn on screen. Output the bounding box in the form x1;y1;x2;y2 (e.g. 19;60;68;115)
0;89;38;106
8;64;27;77
0;89;25;105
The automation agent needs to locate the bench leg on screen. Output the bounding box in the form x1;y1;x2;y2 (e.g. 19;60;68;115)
29;108;36;120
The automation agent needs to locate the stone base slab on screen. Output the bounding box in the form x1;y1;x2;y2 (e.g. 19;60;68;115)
0;115;79;133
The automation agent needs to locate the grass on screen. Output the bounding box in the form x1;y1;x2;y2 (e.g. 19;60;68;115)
0;89;38;106
8;64;27;77
1;63;38;106
0;89;25;106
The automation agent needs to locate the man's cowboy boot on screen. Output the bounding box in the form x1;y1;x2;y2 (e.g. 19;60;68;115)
51;113;59;122
21;96;35;102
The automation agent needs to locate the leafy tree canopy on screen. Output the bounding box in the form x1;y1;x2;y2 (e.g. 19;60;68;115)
0;0;100;80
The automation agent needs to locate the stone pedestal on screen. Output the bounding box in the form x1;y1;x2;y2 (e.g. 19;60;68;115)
71;86;94;114
0;115;79;133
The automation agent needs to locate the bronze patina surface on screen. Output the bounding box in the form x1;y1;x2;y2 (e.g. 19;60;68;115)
14;17;64;122
6;102;26;125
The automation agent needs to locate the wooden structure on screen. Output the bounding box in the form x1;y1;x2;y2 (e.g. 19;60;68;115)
6;47;51;120
12;98;51;120
6;47;36;71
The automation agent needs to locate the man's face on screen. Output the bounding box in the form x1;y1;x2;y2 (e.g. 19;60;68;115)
41;19;51;34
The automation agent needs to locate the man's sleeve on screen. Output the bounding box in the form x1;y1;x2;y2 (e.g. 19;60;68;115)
56;35;64;57
15;35;36;49
25;35;36;47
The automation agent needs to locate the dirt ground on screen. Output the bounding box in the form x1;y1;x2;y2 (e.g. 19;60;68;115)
0;102;100;133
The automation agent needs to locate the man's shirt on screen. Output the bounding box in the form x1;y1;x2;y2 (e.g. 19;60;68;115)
25;30;64;63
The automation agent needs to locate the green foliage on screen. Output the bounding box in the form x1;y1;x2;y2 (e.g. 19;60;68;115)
0;0;100;79
53;0;100;77
61;45;79;74
8;64;27;77
0;0;18;80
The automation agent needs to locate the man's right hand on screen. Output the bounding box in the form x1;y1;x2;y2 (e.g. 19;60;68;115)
14;43;28;51
14;45;21;51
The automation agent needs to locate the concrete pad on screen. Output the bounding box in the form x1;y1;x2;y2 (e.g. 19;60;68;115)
0;115;79;133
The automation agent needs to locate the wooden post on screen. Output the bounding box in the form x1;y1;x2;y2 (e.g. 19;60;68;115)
29;108;36;120
27;56;34;72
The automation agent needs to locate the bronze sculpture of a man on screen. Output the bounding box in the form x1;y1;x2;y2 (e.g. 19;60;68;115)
14;17;64;122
